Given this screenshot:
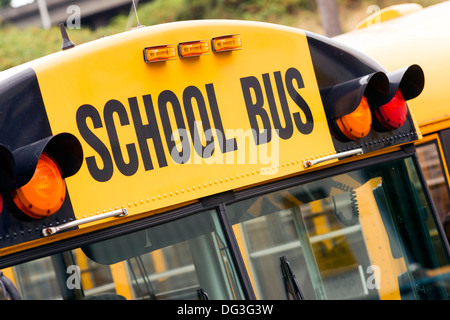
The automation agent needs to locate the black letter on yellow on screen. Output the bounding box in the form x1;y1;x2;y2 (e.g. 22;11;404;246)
286;68;314;135
104;100;139;176
264;72;294;139
76;104;113;182
183;86;214;158
158;90;190;164
240;76;272;145
205;83;237;153
129;95;167;170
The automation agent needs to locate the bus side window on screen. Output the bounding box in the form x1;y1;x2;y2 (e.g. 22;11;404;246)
416;138;450;241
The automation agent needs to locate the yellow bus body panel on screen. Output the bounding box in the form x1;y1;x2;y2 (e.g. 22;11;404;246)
33;20;334;223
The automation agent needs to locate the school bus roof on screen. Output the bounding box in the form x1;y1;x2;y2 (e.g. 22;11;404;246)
335;1;450;133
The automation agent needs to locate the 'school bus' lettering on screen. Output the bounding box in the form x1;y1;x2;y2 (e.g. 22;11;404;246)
76;67;314;182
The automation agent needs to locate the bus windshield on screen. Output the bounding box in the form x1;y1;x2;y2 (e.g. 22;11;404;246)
3;156;449;300
228;156;450;300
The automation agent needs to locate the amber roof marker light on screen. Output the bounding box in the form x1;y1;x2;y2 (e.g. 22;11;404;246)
143;45;177;63
143;35;242;64
178;40;210;58
212;35;242;52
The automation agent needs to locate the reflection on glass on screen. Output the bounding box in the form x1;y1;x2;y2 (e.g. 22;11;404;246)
8;209;244;300
416;142;450;239
229;157;450;300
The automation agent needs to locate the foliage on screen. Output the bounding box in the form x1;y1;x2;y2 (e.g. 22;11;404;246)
0;0;447;70
0;0;315;70
0;0;9;8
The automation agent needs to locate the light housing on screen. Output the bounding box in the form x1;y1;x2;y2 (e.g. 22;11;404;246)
212;35;242;52
372;65;424;131
143;45;177;63
12;153;66;219
321;72;389;141
9;133;83;219
178;40;209;58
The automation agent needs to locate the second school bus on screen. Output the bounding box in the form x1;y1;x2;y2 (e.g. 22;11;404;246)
0;19;448;300
335;1;450;245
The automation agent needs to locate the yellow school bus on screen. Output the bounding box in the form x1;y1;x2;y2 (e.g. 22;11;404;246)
0;19;448;300
335;1;450;244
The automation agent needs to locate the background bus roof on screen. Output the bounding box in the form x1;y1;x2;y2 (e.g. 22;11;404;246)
335;1;450;132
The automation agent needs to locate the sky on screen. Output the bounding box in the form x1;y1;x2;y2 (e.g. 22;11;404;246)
11;0;35;8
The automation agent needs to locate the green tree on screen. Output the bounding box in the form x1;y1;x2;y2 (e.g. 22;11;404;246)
0;0;10;8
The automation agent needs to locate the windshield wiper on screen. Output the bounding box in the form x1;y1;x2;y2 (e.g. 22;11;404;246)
280;256;305;300
197;288;210;300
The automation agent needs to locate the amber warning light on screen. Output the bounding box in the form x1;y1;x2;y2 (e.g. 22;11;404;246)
12;153;66;219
